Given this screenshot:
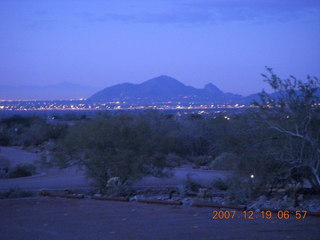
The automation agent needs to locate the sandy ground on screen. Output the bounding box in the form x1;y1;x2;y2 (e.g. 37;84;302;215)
0;146;92;191
0;197;319;240
0;147;231;191
0;146;39;165
1;147;320;240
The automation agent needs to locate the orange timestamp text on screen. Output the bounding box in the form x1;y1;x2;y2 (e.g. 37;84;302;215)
212;210;308;220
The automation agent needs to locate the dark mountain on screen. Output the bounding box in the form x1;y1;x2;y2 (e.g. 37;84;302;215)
0;82;98;100
89;75;243;104
89;75;198;101
204;83;224;95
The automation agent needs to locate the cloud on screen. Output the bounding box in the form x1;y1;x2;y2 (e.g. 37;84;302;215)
93;11;215;25
82;0;320;25
182;0;320;22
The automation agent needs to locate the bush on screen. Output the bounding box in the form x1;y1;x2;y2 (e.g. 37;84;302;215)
0;187;34;199
0;156;10;178
209;153;239;170
8;164;36;178
165;153;183;168
224;178;252;205
189;155;211;169
0;133;10;146
184;174;202;192
177;184;187;198
210;178;229;191
227;187;250;205
52;112;186;190
105;177;131;197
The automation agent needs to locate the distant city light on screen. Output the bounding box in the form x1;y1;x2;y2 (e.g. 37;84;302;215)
0;100;254;112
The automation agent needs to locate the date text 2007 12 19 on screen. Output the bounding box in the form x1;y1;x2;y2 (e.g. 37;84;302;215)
212;210;308;220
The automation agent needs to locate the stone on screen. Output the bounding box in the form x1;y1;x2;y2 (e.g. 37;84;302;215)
199;166;209;170
182;198;193;206
258;195;267;203
129;195;145;201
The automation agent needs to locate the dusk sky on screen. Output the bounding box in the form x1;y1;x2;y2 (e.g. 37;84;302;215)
0;0;319;96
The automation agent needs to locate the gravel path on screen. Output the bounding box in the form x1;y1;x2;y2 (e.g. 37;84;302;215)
0;197;319;240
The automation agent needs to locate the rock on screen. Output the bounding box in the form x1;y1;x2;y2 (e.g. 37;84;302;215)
177;185;186;198
212;197;223;204
259;195;267;201
197;188;212;200
199;166;209;170
106;177;121;188
129;195;145;201
155;196;167;200
182;198;193;206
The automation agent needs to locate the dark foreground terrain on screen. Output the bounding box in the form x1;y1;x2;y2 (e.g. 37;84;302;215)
1;197;319;240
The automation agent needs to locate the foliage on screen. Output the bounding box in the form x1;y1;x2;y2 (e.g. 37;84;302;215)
254;67;320;192
165;153;184;168
209;153;239;170
0;115;68;147
189;155;212;168
1;69;319;197
210;178;229;191
184;174;203;192
8;164;36;178
0;187;34;199
52;112;187;190
0;156;10;178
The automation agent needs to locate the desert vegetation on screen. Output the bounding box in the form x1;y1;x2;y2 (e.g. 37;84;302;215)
0;70;319;206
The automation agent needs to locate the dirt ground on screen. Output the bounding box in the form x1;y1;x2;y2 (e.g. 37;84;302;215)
0;146;231;191
0;146;39;166
1;197;319;240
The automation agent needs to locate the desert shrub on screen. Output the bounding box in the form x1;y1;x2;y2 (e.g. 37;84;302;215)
41;140;57;151
224;179;251;205
184;175;202;192
210;178;229;191
177;184;187;198
20;121;52;147
39;190;51;196
165;153;183;168
51;112;189;190
0;132;10;146
0;187;33;199
105;177;131;196
8;164;36;178
227;187;250;205
209;153;239;170
0;115;68;147
36;152;53;168
0;115;32;128
220;175;258;205
189;155;211;168
0;156;10;178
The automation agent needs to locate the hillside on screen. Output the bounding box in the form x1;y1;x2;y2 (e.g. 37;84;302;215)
89;75;244;104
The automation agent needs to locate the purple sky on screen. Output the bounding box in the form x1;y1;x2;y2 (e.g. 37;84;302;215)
0;0;319;96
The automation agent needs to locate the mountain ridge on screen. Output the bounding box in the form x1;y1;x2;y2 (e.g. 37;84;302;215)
89;75;245;104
